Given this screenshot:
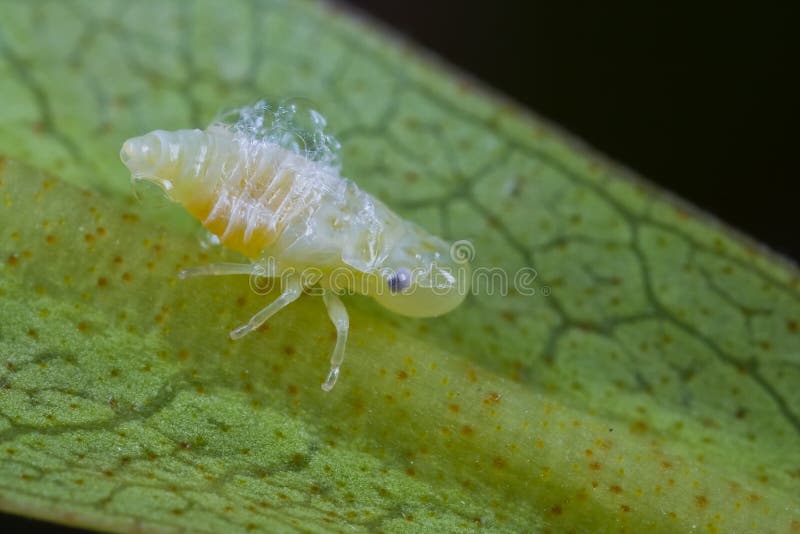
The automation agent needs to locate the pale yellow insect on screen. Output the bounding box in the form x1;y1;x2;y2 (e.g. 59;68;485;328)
120;101;470;391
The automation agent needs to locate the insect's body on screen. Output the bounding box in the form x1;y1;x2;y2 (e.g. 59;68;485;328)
125;126;412;276
121;105;470;390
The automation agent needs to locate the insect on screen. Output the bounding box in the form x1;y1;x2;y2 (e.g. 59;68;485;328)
120;100;471;391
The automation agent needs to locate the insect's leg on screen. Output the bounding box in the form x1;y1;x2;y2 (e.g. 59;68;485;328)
229;276;302;340
179;260;275;279
320;289;349;392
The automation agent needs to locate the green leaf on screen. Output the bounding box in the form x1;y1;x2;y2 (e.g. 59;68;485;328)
1;1;798;532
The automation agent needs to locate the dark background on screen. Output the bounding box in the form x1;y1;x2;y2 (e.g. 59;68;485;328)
347;0;799;262
2;1;798;532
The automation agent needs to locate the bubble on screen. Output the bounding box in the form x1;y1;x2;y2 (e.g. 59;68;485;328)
219;98;342;170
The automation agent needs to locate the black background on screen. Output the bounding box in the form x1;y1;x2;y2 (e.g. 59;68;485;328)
1;1;798;532
347;0;799;261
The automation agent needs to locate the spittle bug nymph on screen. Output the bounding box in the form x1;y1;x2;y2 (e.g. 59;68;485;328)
120;99;471;391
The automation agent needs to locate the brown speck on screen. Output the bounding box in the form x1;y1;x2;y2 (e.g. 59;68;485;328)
405;467;416;477
177;349;189;361
97;276;108;288
484;391;502;405
121;213;139;223
448;403;460;413
287;384;298;396
84;234;95;243
661;461;672;469
396;370;408;380
550;505;563;516
96;227;106;237
695;495;709;508
6;448;15;455
283;345;295;356
77;321;89;333
584;449;593;457
620;504;631;513
7;254;19;266
735;407;748;419
630;420;648;434
492;456;507;469
460;425;474;437
27;328;38;339
109;368;120;378
113;255;123;264
103;470;114;478
289;452;307;469
45;234;57;244
121;272;133;282
595;438;613;449
589;462;602;471
609;485;623;495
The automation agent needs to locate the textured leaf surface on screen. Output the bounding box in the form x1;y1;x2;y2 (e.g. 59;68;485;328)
1;1;799;532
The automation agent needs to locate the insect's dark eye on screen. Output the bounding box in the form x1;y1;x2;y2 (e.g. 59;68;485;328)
387;267;412;293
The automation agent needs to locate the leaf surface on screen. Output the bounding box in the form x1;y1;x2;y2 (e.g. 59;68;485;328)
0;1;798;532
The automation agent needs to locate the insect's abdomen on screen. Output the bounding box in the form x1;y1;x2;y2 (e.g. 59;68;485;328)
124;128;329;259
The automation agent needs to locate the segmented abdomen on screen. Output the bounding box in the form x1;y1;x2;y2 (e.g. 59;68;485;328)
160;127;341;259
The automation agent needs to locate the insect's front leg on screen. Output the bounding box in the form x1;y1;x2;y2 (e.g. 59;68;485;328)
321;289;349;392
178;260;275;279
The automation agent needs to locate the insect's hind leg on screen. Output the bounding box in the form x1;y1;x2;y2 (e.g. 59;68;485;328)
179;262;273;279
321;290;349;392
229;276;302;340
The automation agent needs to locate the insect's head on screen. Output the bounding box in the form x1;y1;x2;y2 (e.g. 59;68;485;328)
371;228;472;318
